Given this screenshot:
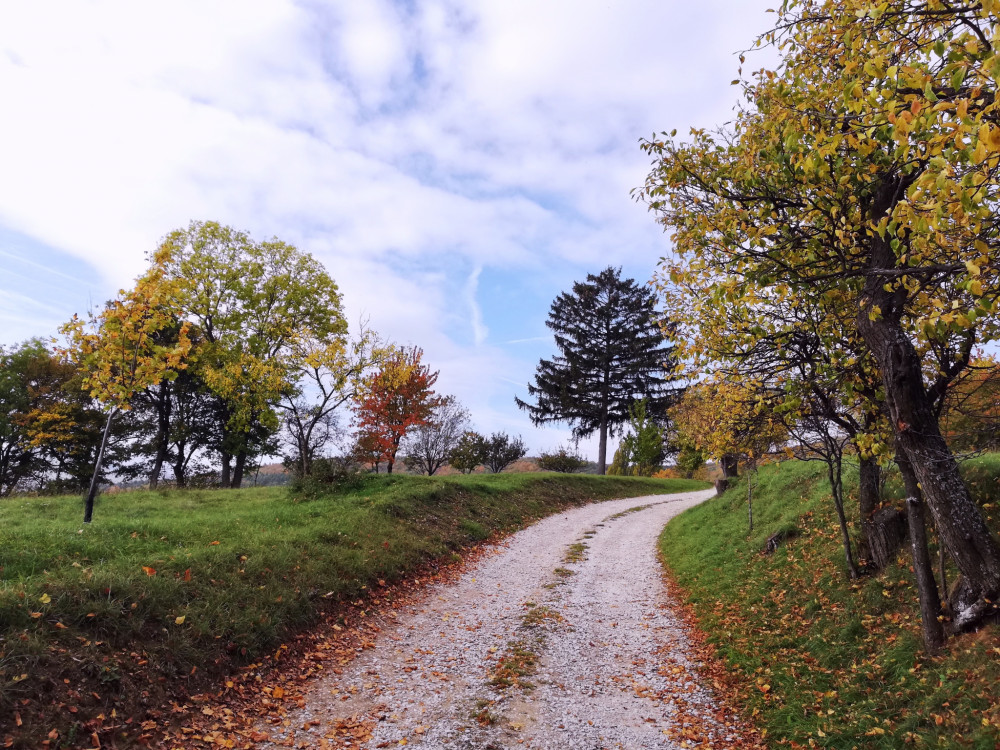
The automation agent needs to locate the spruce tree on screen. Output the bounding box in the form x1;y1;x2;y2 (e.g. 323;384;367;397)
515;267;676;473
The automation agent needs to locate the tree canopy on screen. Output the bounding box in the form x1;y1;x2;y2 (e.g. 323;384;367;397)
637;0;1000;633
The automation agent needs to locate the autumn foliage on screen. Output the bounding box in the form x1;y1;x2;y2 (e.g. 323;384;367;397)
352;347;442;473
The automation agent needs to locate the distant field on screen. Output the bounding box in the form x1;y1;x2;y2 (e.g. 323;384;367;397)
0;472;707;748
660;455;1000;748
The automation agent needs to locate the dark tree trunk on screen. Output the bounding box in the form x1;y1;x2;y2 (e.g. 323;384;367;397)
232;452;247;488
858;455;881;524
721;454;739;478
221;450;232;488
83;408;117;524
173;443;188;488
597;413;608;475
858;456;907;572
858;228;1000;626
907;495;945;651
827;455;860;580
898;447;945;650
387;460;394;474
866;506;907;572
148;380;172;490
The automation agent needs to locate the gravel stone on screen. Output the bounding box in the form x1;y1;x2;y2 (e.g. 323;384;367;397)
255;489;749;749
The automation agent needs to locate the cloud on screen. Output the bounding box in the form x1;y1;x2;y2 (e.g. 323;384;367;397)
463;266;488;345
0;0;776;459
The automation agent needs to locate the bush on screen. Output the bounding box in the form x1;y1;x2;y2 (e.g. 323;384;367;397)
537;446;587;473
289;456;367;499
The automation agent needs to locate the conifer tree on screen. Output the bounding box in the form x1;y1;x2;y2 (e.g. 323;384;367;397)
515;266;676;473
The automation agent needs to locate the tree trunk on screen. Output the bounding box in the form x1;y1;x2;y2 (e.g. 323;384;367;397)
221;450;232;488
148;380;172;490
747;470;754;533
597;414;608;475
387;460;394;474
858;455;880;524
173;444;187;488
83;407;117;524
827;456;860;580
232;452;247;488
858;231;1000;627
721;454;739;478
866;506;907;572
900;460;945;652
858;456;906;572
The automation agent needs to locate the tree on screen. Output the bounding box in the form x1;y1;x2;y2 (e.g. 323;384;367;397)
279;323;392;477
160;220;347;488
671;379;786;532
449;431;487;474
60;249;191;522
939;358;1000;453
352;347;441;474
482;432;527;474
402;395;471;475
537;445;588;473
637;0;1000;629
610;399;665;477
515;267;677;474
0;340;53;495
672;434;705;479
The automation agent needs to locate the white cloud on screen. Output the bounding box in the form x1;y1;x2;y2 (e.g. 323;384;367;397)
0;0;776;461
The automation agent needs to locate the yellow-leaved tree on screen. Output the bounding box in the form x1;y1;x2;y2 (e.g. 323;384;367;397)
638;0;1000;635
61;248;191;522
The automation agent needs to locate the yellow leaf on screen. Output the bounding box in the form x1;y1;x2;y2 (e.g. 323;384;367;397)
174;616;186;625
39;594;51;604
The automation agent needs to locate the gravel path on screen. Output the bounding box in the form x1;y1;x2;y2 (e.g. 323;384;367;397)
254;489;750;749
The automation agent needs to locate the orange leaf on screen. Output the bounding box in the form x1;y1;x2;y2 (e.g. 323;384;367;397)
141;566;157;577
272;687;285;699
183;568;192;582
210;541;220;546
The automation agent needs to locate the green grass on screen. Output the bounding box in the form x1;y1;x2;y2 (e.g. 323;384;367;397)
660;456;1000;748
0;472;705;748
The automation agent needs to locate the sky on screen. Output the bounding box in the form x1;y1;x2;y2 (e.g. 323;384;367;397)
0;0;776;459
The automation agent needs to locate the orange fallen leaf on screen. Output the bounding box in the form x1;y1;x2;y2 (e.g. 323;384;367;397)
272;686;285;699
183;568;192;582
141;566;157;577
210;541;220;546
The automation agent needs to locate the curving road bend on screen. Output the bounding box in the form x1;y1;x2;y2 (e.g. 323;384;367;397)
254;488;755;749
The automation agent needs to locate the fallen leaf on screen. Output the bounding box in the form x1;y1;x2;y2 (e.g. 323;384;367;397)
142;566;157;577
175;616;186;625
39;593;51;604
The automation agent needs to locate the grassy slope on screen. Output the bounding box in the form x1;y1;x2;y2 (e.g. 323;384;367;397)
0;472;706;748
660;456;1000;749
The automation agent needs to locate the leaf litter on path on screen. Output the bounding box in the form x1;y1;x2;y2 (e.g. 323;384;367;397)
158;490;764;749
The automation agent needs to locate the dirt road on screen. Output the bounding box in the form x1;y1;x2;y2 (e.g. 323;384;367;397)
254;489;754;749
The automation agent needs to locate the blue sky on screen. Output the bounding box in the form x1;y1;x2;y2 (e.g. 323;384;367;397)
0;0;775;457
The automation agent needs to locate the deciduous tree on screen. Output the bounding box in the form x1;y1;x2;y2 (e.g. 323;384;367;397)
637;0;1000;628
61;249;191;521
160;221;347;487
402;395;471;476
482;432;527;474
352;347;441;474
449;431;487;474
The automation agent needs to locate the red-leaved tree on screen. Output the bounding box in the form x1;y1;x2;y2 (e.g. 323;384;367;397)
352;347;442;473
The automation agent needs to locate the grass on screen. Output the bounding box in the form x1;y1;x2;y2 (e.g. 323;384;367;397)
659;455;1000;748
0;471;706;748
